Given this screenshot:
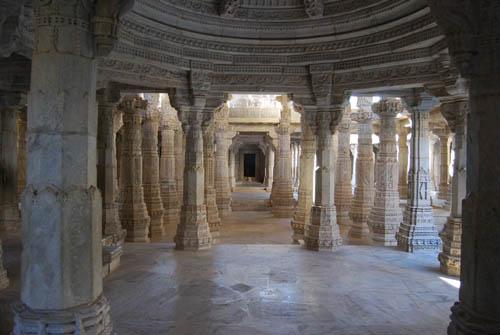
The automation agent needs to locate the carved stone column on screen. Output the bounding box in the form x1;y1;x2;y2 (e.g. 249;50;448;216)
265;145;274;192
16;110;27;204
97;88;125;275
142;94;165;239
436;128;451;201
397;121;410;199
13;1;124;330
159;95;180;235
349;107;375;241
304;109;342;251
214;105;232;216
229;148;236;191
335;106;353;237
438;98;467;276
0;238;8;289
368;99;403;246
119;96;151;243
272;96;295;217
175;109;212;250
174;123;185;202
396;94;440;252
291;112;316;243
203;120;221;237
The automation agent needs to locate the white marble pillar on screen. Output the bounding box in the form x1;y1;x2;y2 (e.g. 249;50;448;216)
304;109;342;251
142;94;165;239
174;124;185;203
349;109;375;241
396;94;440;252
291;112;316;243
438;98;467;277
265;146;275;192
175;109;212;250
335;106;353;237
272;96;295;217
14;1;115;330
16;110;27;207
229;149;236;191
214;105;232;216
436;128;451;201
159;95;180;235
397;121;410;200
368;99;403;246
119;96;151;242
203;120;221;237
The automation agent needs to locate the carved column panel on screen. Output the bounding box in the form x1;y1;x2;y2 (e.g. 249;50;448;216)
291;113;316;243
349;109;375;241
436;129;451;201
304;110;342;251
272;96;295;217
266;146;274;192
175;111;213;250
141;94;164;239
396;95;440;252
368;99;403;246
119;96;151;243
335;106;353;237
203;120;221;237
174;124;185;203
16;110;27;204
229;149;236;191
397;121;410;199
438;99;467;277
214;105;232;216
159;96;180;235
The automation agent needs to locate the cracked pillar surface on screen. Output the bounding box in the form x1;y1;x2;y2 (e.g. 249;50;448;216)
271;96;295;217
142;94;165;239
13;1;122;331
214;104;232;217
97;88;125;276
396;94;440;252
304;109;342;251
291;111;316;243
159;95;180;235
175;105;212;250
397;121;410;200
119;96;151;243
335;105;353;238
438;98;467;277
368;99;403;246
203;119;221;237
349;104;375;241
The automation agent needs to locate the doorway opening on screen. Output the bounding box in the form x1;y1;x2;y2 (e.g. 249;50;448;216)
244;153;256;178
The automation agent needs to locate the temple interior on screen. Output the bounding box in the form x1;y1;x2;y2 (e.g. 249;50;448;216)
0;0;499;334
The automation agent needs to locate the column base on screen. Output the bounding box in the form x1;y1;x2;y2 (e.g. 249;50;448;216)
348;214;370;241
149;212;165;241
304;206;342;251
290;217;304;244
396;205;441;252
0;204;20;232
163;208;180;235
448;302;500;335
336;211;351;239
13;295;112;335
368;200;402;246
175;205;212;250
121;203;151;243
438;217;462;277
102;244;123;278
0;268;8;290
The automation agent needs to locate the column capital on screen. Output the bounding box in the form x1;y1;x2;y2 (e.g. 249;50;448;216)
440;98;469;133
373;98;403;118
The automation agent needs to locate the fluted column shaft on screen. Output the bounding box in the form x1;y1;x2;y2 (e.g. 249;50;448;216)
396;97;440;252
215;130;232;216
349;113;375;240
175;114;212;250
304;110;342;251
119;97;151;242
335;107;353;237
291;114;316;243
368;99;403;245
397;123;410;199
203;122;221;237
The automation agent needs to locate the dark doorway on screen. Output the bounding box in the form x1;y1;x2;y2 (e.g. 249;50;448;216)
244;153;256;177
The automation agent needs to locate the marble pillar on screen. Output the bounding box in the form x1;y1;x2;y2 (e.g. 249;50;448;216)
265;146;274;192
349;109;375;241
335;106;353;237
14;2;113;330
16;110;27;203
291;113;316;243
438;98;467;277
397;121;410;200
368;99;403;246
304;109;342;251
97;89;125;275
0;238;8;289
272;96;295;217
175;110;212;250
174;124;185;203
436;129;451;201
214;105;232;216
142;94;165;239
119;96;151;243
159;96;180;235
229;149;236;192
396;94;440;252
203;121;221;237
